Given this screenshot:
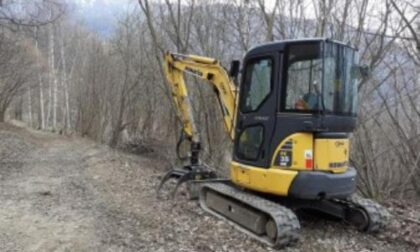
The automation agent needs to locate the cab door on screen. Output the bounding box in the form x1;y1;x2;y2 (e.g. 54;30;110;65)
233;54;280;168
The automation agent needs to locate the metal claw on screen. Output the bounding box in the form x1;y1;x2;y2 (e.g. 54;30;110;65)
156;165;217;199
156;168;189;199
171;171;194;198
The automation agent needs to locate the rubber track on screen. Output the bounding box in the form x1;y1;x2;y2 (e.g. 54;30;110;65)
350;195;390;232
199;183;300;249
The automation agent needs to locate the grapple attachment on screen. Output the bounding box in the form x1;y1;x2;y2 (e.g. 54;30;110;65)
156;165;217;199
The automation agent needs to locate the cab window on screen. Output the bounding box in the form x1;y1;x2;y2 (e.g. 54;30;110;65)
284;43;322;112
240;58;273;113
236;125;264;160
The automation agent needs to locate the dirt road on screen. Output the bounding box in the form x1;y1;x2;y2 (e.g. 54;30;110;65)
0;123;418;252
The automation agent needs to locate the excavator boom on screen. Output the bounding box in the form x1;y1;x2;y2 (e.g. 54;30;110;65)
163;52;238;142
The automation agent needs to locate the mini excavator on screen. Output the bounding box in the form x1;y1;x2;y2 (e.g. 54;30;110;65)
158;38;389;248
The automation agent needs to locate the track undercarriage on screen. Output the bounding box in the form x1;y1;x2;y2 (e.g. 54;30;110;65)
199;182;300;248
157;168;389;249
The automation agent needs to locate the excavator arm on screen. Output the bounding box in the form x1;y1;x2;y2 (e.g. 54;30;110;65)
163;52;238;143
157;52;239;198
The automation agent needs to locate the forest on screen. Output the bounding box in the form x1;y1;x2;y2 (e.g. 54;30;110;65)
0;0;419;202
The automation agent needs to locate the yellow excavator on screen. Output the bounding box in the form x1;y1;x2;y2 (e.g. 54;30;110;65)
157;38;389;248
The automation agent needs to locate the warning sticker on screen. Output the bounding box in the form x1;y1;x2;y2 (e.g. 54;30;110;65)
278;150;292;167
304;150;313;169
275;139;293;167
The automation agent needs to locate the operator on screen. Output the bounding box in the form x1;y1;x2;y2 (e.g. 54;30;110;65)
295;81;320;110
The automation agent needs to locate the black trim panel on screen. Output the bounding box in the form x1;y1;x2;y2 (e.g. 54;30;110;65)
315;132;349;139
288;167;357;199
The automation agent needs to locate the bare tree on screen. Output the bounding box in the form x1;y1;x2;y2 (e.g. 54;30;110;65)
0;34;37;122
0;0;64;29
33;26;47;129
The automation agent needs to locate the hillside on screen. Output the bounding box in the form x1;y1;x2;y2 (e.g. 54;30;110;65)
0;122;419;251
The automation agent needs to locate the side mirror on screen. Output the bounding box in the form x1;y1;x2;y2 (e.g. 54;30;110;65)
229;60;240;79
352;64;370;79
359;65;370;79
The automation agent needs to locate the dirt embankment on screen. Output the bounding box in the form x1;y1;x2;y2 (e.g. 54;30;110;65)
0;123;419;252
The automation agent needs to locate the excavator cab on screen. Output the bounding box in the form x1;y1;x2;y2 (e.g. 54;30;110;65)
230;39;362;199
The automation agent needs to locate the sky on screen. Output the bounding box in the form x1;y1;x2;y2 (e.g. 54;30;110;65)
72;0;415;41
71;0;306;37
72;0;132;37
74;0;131;7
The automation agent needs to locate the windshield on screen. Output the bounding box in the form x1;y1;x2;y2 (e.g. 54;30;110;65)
283;41;358;115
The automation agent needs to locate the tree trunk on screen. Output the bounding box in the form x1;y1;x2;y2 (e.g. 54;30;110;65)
53;70;58;131
39;75;45;129
14;96;23;121
27;86;32;127
60;32;71;132
109;97;125;147
46;76;52;128
47;22;57;130
34;27;45;130
0;108;5;123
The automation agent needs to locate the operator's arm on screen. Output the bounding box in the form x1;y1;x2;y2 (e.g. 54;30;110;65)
163;52;238;143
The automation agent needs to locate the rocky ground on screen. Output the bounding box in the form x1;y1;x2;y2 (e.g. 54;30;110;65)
0;122;419;252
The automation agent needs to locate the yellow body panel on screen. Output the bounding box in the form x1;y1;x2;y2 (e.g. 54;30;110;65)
314;139;349;173
271;133;314;171
187;54;217;64
230;161;298;196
